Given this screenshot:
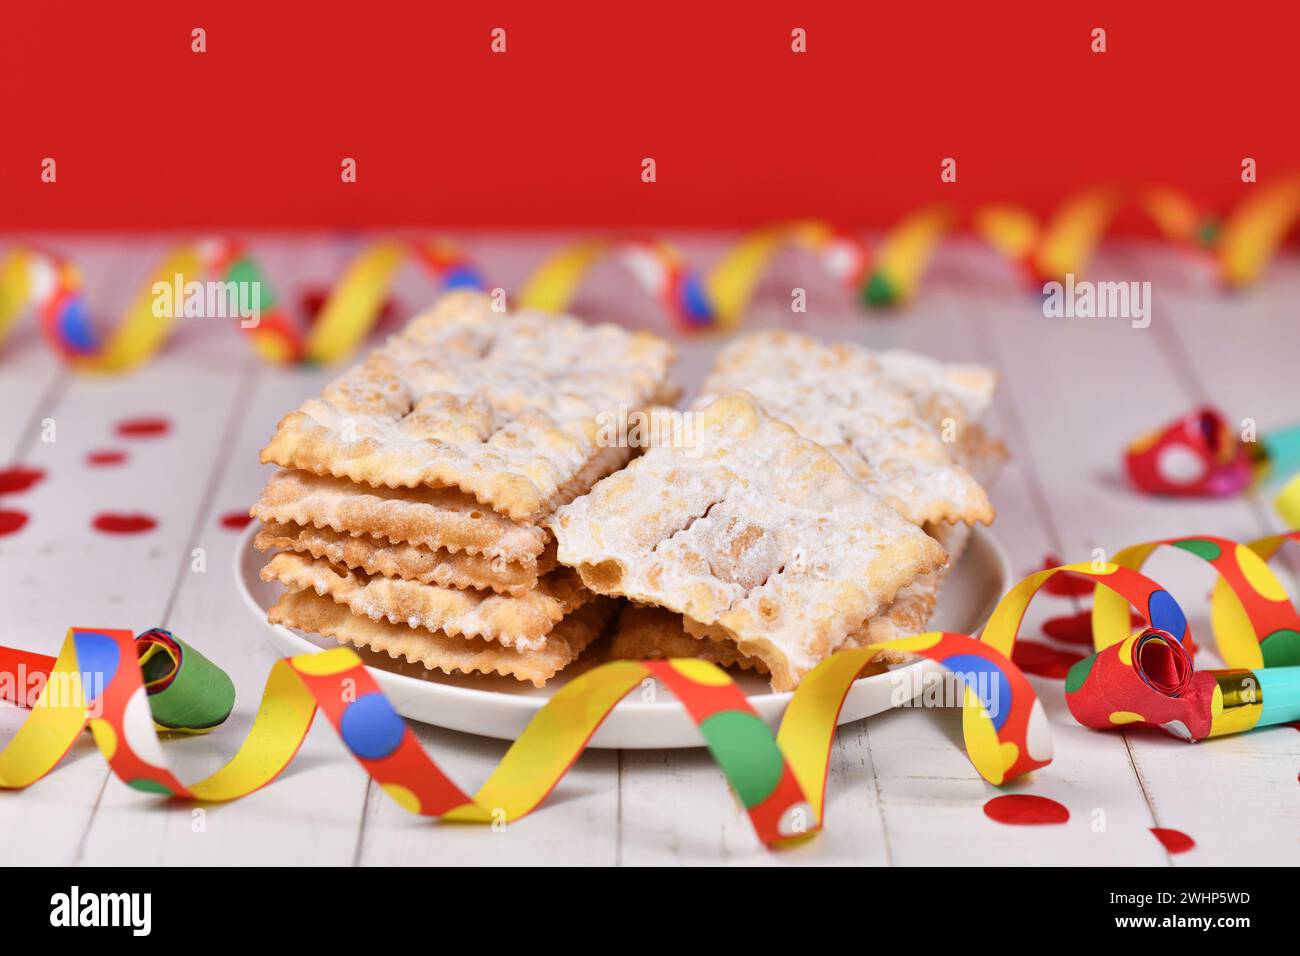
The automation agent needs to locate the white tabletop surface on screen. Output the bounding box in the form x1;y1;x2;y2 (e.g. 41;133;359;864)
0;234;1296;866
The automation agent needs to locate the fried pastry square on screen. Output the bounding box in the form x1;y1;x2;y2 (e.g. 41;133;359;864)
951;423;1008;487
606;605;769;674
254;521;555;595
269;590;615;687
251;469;549;561
875;349;1008;488
550;392;946;690
260;291;677;521
698;331;992;526
261;552;591;651
873;349;997;431
848;570;941;646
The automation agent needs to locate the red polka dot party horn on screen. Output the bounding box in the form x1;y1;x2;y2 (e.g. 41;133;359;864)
1064;628;1300;741
1124;406;1300;498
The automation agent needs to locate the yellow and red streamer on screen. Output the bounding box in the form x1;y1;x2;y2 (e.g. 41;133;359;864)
3;522;1299;848
4;178;1299;374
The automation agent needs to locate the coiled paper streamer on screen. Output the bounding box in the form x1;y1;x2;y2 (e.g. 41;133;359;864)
0;240;484;373
5;179;1298;373
3;529;1299;848
519;208;953;331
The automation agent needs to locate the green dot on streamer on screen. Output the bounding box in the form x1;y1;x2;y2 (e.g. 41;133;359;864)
698;710;785;808
1173;538;1222;562
226;258;278;309
862;272;897;308
128;778;174;796
1261;629;1300;668
1065;654;1098;694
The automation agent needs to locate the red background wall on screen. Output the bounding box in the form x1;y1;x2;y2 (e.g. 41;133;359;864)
2;0;1297;231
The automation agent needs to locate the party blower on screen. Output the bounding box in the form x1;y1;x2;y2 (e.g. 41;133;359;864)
1065;627;1300;741
1124;406;1300;498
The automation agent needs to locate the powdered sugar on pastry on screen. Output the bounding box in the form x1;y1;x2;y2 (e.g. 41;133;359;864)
260;291;677;521
697;331;992;526
261;552;591;651
950;423;1008;487
873;349;997;430
550;391;946;689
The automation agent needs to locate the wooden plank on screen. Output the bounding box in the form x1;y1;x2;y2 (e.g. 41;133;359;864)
0;237;252;863
957;241;1299;864
1108;243;1300;865
1136;245;1300;583
75;238;385;865
0;237;123;455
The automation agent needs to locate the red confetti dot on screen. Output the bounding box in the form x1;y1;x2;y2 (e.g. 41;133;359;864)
1150;827;1195;854
1037;554;1095;597
0;510;29;536
983;794;1070;825
86;449;127;467
0;466;45;495
1043;609;1145;646
1012;640;1085;679
92;513;158;535
115;417;171;438
219;511;253;531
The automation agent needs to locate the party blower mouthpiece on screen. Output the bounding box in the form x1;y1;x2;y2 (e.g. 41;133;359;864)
1065;627;1300;741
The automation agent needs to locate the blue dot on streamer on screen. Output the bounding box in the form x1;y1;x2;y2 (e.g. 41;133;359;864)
72;631;121;702
1147;590;1187;642
939;653;1013;731
678;272;715;323
339;692;406;760
442;267;485;291
59;297;99;353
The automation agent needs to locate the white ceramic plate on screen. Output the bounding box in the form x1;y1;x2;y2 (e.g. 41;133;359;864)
234;524;1011;748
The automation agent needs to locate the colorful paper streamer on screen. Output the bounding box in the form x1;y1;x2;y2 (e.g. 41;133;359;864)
519;208;954;331
5;178;1299;373
0;240;485;374
5;525;1299;847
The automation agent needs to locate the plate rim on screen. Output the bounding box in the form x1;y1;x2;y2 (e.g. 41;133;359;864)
232;522;1013;721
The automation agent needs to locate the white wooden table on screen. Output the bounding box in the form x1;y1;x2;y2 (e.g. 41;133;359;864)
1;235;1297;866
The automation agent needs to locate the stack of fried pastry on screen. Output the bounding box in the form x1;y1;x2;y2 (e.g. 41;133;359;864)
254;294;1006;694
563;331;1006;689
250;291;678;686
